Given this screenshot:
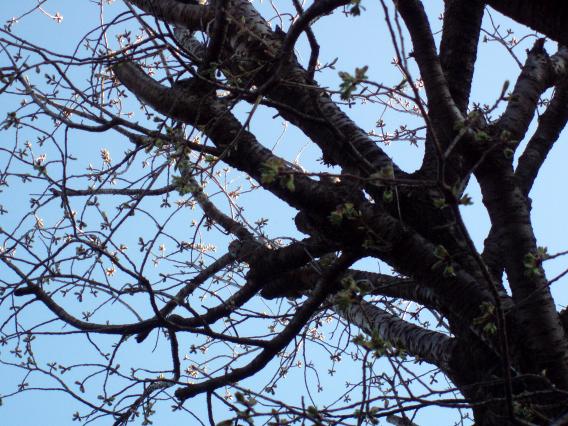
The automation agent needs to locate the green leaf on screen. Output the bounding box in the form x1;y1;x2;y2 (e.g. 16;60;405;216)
443;264;456;278
350;0;365;16
459;194;473;205
474;130;490;142
338;65;368;100
499;129;512;142
503;147;514;159
379;163;394;179
483;322;497;335
329;203;359;225
523;252;537;269
537;246;549;259
260;158;282;185
433;197;447;209
329;210;343;226
283;174;295;192
433;245;449;260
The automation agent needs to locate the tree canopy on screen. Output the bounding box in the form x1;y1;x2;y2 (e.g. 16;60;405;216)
1;1;568;425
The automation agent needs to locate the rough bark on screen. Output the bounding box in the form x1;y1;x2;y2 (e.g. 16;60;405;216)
486;0;568;46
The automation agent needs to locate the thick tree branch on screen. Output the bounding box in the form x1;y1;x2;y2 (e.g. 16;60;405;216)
113;62;361;214
472;42;568;390
496;44;568;143
171;0;399;178
480;47;568;327
334;299;455;370
485;0;568;46
127;0;213;30
394;0;463;139
260;0;350;90
439;0;484;114
476;156;568;389
170;239;334;328
349;270;440;307
199;0;229;70
394;0;473;186
359;206;498;336
515;82;568;196
480;226;505;286
172;27;206;61
186;175;253;240
261;266;440;311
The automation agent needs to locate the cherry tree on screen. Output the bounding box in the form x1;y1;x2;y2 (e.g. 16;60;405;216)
1;1;568;425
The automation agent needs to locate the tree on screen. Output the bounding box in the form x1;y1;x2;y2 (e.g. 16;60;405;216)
1;0;568;424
